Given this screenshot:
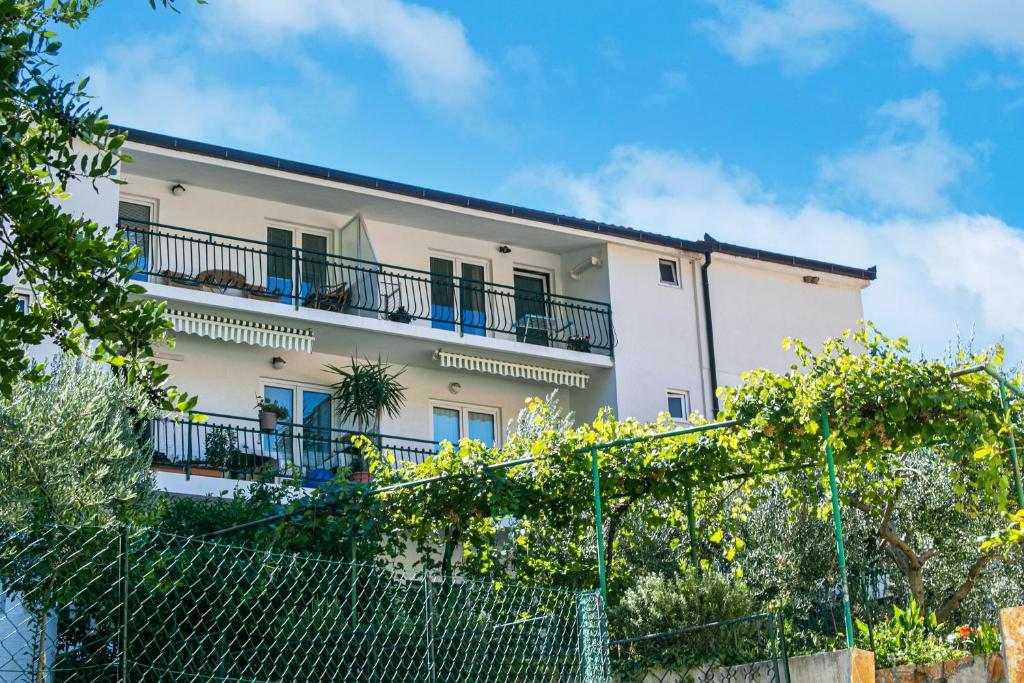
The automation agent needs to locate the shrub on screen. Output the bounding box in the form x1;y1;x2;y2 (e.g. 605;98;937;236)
861;599;968;669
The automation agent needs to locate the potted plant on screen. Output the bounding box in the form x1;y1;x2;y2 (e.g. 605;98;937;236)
325;356;407;482
387;305;414;324
199;425;236;477
566;335;592;352
255;395;289;432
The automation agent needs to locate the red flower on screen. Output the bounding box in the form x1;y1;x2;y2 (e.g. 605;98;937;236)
959;626;973;639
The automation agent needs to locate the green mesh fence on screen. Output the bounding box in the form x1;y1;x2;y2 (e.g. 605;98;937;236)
0;526;610;682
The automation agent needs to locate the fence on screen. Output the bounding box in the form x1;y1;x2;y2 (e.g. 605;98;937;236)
0;525;611;682
124;221;614;356
149;412;437;483
609;613;789;683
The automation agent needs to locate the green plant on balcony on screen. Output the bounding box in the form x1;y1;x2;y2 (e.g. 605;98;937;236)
204;425;241;470
255;395;289;432
326;357;407;474
565;335;592;352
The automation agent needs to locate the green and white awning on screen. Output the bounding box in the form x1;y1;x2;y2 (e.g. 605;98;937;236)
435;349;589;389
167;309;314;353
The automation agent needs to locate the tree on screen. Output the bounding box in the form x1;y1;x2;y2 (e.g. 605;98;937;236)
326;357;407;434
0;354;156;529
0;354;157;681
0;0;193;411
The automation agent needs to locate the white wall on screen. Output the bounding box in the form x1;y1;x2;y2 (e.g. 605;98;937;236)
707;255;867;386
164;334;564;445
603;243;709;422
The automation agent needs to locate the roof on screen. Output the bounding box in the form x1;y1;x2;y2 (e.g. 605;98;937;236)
117;127;878;282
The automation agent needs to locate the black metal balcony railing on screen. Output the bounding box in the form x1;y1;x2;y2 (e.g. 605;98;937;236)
149;412;437;484
122;220;614;355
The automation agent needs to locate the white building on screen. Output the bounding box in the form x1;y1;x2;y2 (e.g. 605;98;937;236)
33;128;874;495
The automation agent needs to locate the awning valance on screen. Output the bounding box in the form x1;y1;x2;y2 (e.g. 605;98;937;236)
435;349;589;389
168;309;314;353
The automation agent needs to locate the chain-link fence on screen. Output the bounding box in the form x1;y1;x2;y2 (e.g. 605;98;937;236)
0;525;610;682
609;613;789;683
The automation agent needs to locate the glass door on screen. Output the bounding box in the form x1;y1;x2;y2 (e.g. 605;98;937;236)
267;227;293;302
513;270;550;346
299;233;328;303
261;385;295;466
429;257;456;331
301;389;332;472
430;256;488;335
119;201;152;282
460;263;487;336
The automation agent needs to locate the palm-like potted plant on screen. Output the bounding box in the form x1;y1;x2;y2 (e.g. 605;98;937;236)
325;357;407;482
255;395;289;433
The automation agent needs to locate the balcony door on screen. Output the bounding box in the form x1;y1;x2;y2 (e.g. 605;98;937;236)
429;256;487;336
266;227;329;303
119;200;154;282
432;403;498;449
513;269;550;346
261;384;333;472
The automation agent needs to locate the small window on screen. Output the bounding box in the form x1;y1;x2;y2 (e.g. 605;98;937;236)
432;404;499;448
667;391;689;421
15;293;29;313
659;259;679;286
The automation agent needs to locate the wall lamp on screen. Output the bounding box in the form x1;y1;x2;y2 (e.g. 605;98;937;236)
171;183;186;196
271;356;286;370
497;245;512;254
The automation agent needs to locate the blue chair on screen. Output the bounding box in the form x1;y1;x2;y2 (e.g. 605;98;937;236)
302;468;333;489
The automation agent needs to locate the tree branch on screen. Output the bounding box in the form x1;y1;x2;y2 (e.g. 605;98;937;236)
934;549;1000;623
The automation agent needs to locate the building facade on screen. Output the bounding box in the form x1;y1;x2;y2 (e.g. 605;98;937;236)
35;129;874;496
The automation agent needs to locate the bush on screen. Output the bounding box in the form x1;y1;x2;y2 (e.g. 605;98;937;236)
861;599;968;669
610;569;756;638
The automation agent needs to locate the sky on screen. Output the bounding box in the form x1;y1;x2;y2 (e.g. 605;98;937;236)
57;0;1024;361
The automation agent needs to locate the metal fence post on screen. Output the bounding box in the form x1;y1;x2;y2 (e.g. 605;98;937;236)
423;567;438;683
820;405;854;649
998;380;1024;509
185;415;193;481
118;524;130;683
685;484;699;572
591;446;608;605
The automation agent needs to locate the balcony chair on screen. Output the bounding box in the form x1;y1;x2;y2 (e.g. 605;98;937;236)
303;282;352;312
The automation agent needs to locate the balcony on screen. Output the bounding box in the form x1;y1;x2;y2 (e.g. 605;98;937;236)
149;412;437;485
124;221;614;356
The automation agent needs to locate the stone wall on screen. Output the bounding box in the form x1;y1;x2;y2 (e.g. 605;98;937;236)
875;654;1005;683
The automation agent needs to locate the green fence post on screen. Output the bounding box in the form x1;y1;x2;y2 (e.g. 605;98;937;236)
591;446;608;605
118;524;130;683
685;484;699;572
998;380;1024;509
820;405;854;649
423;567;438;683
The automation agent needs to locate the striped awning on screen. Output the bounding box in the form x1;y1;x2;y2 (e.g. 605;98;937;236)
168;309;314;353
435;349;589;389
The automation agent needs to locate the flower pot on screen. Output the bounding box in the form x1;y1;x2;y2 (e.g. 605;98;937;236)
259;410;278;432
150;463;182;474
188;465;224;478
388;310;414;324
349;471;374;484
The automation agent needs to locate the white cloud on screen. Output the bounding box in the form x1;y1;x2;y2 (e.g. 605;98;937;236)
203;0;490;111
858;0;1024;67
87;41;292;146
819;91;974;214
701;0;861;73
513;145;1024;359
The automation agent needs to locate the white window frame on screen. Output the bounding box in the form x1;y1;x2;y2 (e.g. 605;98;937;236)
666;390;690;423
258;378;336;429
266;221;334;256
658;258;680;287
430;400;502;448
12;287;30;313
118;194;159;226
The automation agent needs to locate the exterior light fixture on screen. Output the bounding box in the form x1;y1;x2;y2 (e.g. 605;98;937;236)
802;275;820;285
497;245;512;254
271;356;286;370
448;381;462;395
171;183;186;196
570;254;603;280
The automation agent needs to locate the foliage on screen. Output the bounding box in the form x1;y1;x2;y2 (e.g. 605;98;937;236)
254;394;289;419
859;599;968;669
951;622;1002;656
326;356;406;433
203;424;239;469
0;354;156;530
608;570;755;640
0;0;194;411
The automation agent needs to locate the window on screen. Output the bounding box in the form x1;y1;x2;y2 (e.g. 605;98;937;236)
513;268;551;346
267;226;330;303
666;391;689;422
659;258;679;286
432;403;500;448
429;254;489;336
261;382;333;471
14;293;29;313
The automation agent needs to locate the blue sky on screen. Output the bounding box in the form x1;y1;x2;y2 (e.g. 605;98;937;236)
58;0;1024;360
